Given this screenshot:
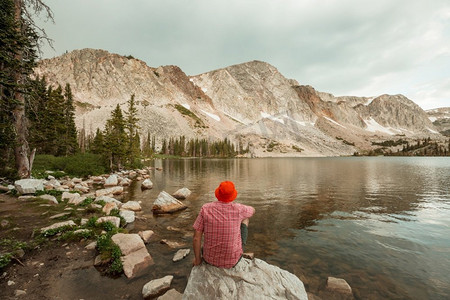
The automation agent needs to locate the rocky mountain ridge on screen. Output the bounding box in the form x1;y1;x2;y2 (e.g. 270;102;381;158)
34;48;445;156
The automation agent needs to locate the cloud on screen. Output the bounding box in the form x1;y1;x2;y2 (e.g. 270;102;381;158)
36;0;450;109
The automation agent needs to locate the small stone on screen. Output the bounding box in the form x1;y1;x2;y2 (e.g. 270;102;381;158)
40;220;76;233
104;174;119;187
119;210;135;224
172;249;190;262
160;239;186;249
96;216;120;228
121;201;141;211
139;230;154;243
142;275;173;299
38;194;58;204
7;280;15;286
326;277;353;296
14;290;26;297
157;289;183;300
102;202;118;215
81;218;88;226
141;179;153;190
85;241;97;250
242;252;255;260
172;187;192;199
49;212;71;220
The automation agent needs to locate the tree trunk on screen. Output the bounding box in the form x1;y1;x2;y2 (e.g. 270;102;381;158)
13;0;31;178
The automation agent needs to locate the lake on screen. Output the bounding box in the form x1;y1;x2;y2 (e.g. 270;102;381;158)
56;157;450;299
126;157;450;299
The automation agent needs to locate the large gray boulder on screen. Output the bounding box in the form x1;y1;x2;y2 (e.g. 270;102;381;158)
152;191;187;214
182;258;308;300
14;179;44;194
104;174;119;187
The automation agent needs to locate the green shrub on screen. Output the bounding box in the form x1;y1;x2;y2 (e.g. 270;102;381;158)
96;234;123;275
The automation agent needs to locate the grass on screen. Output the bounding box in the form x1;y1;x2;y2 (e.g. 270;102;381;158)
173;104;207;128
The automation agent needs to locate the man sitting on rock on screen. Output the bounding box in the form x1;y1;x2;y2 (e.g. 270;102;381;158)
192;181;255;268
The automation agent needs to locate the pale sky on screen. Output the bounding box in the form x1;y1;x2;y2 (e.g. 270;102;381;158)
36;0;450;110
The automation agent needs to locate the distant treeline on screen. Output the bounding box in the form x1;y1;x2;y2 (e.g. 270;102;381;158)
355;138;450;156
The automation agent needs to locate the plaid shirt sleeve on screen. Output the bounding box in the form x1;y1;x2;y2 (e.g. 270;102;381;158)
193;207;204;232
239;204;255;220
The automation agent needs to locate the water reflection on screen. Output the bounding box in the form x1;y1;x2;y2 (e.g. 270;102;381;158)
123;157;450;299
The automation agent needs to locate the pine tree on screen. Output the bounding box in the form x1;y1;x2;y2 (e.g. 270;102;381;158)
63;83;78;155
104;104;127;170
125;94;140;166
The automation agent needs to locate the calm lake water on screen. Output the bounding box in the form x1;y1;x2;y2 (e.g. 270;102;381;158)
57;157;450;299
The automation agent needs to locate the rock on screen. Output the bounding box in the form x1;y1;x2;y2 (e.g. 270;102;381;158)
136;176;143;181
73;184;89;193
61;191;80;202
8;184;15;191
18;195;35;201
80;218;88;226
141;178;153;190
15;249;25;258
7;280;15;286
152;191;187;214
91;176;104;182
14;179;44;194
85;241;97;250
95;186;123;197
142;275;173;299
40;220;76;233
111;233;145;255
121;246;154;278
139;230;154;243
37;194;58;204
104;174;119;187
1;220;9;228
183;258;308;300
72;177;82;183
172;249;190;262
49;212;71;220
121;177;131;186
102;202;118;215
0;185;9;192
96;216;120;228
160;239;186;249
119;210;135;224
157;289;182;300
14;290;27;297
326;277;353;297
73;229;90;235
88;203;102;210
242;252;254;260
121;201;142;211
172;187;191;199
95;195;122;206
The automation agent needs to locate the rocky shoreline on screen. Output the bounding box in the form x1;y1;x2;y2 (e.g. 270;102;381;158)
1;168;354;299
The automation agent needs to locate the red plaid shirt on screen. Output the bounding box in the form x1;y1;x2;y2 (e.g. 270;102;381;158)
193;201;255;268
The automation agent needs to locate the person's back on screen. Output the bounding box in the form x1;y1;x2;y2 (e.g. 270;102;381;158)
193;181;255;268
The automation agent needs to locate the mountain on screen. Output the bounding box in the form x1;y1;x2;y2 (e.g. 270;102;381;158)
34;48;445;156
427;107;450;136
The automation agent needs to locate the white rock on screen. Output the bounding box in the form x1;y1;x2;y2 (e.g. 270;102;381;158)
111;233;145;255
141;178;153;189
142;275;173;299
121;247;154;278
80;218;88;225
40;220;76;233
102;202;118;215
172;187;191;199
72;177;82;183
139;230;154;243
7;280;15;286
61;191;80;201
121;177;131;186
94;195;122;206
14;179;44;194
172;249;190;262
37;194;58;204
326;277;353;296
121;201;141;211
183;258;308;300
120;209;135;223
95;186;123;197
104;174;118;187
73;184;89;193
152;191;187;214
96;216;120;228
85;241;97;250
14;290;26;297
156;289;182;300
73;229;90;235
